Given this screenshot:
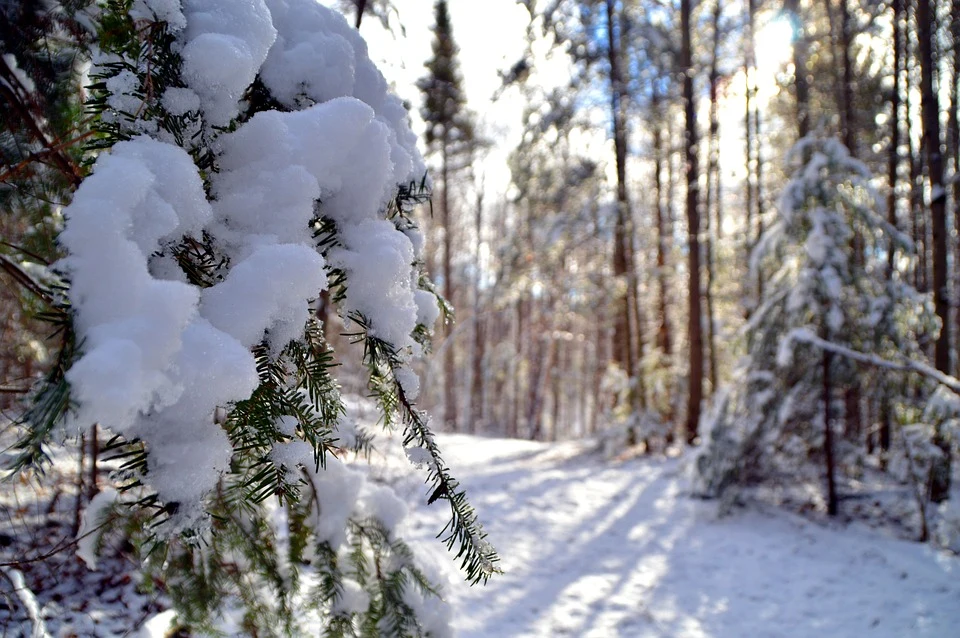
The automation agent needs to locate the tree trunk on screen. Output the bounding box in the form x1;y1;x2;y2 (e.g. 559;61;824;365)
469;183;485;434
882;0;903;461
704;0;722;397
682;0;703;445
785;0;811;139
950;0;960;377
823;345;839;516
907;76;926;292
88;424;99;499
441;140;457;430
606;0;636;409
838;0;856;154
653;88;672;361
917;0;951;501
744;0;755;297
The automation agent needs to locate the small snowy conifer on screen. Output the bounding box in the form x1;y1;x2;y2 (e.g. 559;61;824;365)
696;136;937;513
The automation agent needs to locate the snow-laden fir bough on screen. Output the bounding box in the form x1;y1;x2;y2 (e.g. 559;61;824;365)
14;0;498;633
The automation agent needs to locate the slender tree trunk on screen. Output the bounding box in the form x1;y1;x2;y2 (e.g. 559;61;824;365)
823;344;839;516
470;191;485;434
590;317;604;436
917;0;952;502
907;73;926;291
88;424;99;499
785;0;811;139
629;228;647;410
838;0;856;154
653;89;671;361
682;0;703;445
510;298;523;438
837;0;864;456
882;0;903;463
744;65;755;314
441;140;457;430
704;0;722;397
950;0;960;377
606;0;636;413
73;432;86;537
754;93;765;299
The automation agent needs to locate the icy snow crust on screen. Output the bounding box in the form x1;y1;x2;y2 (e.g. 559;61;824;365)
62;0;429;524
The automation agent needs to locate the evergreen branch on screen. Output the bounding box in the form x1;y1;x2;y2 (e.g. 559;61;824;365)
785;328;960;394
351;314;499;585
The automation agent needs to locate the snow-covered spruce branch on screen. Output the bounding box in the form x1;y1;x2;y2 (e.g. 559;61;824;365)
350;317;500;586
784;327;960;394
10;0;499;631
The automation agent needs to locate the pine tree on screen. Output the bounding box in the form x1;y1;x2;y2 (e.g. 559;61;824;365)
11;1;497;633
417;0;475;431
696;135;935;515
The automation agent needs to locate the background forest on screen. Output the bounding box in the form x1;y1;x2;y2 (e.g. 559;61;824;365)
1;0;960;635
382;0;960;529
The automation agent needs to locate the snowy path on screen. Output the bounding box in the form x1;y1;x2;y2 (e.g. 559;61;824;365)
397;435;960;638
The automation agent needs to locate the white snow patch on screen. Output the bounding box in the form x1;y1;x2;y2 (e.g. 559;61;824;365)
76;488;119;570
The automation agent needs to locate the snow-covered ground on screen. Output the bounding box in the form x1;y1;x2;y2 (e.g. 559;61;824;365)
393;434;960;638
3;429;959;636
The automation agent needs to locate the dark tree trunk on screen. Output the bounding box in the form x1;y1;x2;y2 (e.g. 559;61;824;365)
88;424;99;499
838;0;856;154
606;0;636;407
881;0;903;462
785;0;811;139
823;346;839;516
917;0;951;501
682;0;703;445
950;0;960;377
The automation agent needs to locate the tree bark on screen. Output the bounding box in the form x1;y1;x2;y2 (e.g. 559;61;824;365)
784;0;811;140
950;0;960;377
882;0;903;461
917;0;951;501
823;345;839;516
441;139;457;430
838;0;856;154
469;185;484;434
704;0;722;397
653;88;672;361
682;0;703;445
606;0;636;408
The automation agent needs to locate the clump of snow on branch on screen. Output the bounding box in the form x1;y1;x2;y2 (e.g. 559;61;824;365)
62;0;433;527
60;138;259;520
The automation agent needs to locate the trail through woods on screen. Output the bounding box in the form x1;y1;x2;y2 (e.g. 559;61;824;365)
395;435;960;638
3;429;959;636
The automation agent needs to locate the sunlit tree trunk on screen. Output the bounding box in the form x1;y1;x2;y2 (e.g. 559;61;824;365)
606;0;637;422
704;0;722;397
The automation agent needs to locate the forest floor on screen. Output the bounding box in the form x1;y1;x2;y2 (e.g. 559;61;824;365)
390;434;960;638
2;426;959;637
